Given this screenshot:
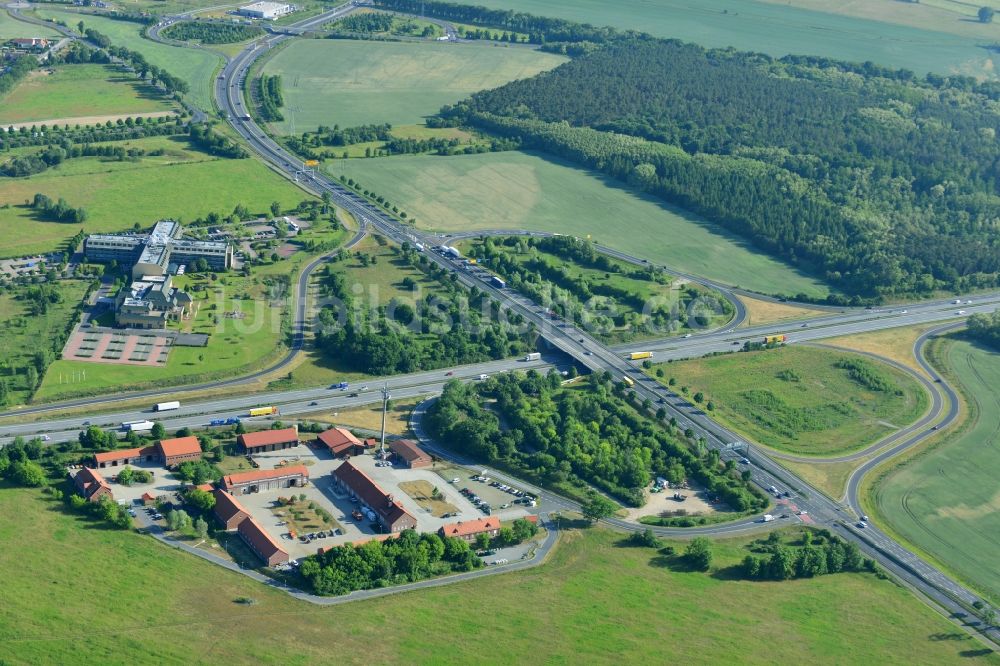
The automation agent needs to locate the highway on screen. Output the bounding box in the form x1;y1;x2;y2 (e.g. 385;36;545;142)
207;10;1000;642
3;2;998;641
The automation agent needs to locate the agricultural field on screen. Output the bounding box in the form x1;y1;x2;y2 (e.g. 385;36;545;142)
33;9;222;111
262;40;566;133
0;10;60;39
472;0;998;78
340;151;830;297
871;338;1000;603
757;0;1000;39
649;345;928;457
0;134;312;259
0;63;175;126
0;280;90;406
0;483;995;664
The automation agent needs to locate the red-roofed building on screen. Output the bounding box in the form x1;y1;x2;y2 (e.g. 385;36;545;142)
74;467;113;503
388;439;432;469
212;489;250;530
438;517;501;543
221;465;309;495
156;436;202;467
315;427;366;457
238;427;299;455
237;516;288;567
331;461;417;533
93;445;158;469
141;491;159;505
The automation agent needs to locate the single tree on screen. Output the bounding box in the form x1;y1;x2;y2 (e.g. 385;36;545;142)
582;495;617;524
980;6;995;22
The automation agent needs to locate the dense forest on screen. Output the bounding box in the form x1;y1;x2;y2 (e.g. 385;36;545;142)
967;312;1000;350
162;21;263;44
426;372;768;510
439;38;1000;299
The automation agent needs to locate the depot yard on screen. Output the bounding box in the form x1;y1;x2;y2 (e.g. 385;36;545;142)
872;338;1000;603
650;345;929;457
262;39;567;133
1;480;994;664
0;134;312;259
341;151;830;297
0;63;176;127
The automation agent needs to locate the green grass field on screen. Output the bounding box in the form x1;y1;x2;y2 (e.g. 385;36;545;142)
0;9;60;39
0;483;994;664
872;338;1000;603
650;345;928;457
34;9;222;111
0;280;89;405
0;135;312;259
473;0;998;78
0;63;174;126
262;40;566;133
340;151;830;296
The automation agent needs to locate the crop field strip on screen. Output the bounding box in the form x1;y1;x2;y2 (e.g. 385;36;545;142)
873;338;1000;603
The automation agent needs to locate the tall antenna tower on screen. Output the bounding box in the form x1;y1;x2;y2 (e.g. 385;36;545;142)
379;382;390;457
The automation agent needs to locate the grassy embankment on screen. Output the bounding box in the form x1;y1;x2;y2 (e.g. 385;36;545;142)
0;63;175;126
342;151;832;298
648;345;928;457
457;236;733;343
0;482;995;663
867;337;1000;604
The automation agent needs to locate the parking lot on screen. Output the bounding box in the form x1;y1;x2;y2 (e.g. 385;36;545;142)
234;444;537;557
100;461;183;507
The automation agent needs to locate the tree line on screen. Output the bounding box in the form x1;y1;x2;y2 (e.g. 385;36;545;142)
256;74;284;122
967;312;1000;351
335;12;395;33
0;55;38;99
427;371;768;510
3;142;163;178
162;20;264;44
438;37;1000;300
373;0;634;45
0;115;184;152
188;123;248;158
82;26;190;96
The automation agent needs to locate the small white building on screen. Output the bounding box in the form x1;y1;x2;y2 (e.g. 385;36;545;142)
237;1;294;19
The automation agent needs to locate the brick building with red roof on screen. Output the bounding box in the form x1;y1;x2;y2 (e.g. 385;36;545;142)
221;465;309;495
93;445;158;469
331;461;417;533
388;439;432;469
315;427;369;457
238;427;299;455
438;516;501;543
212;489;251;530
74;467;113;503
237;516;289;567
156;436;202;467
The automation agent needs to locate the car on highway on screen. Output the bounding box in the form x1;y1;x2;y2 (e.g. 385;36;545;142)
683;333;692;338
856;521;867;529
445;371;453;376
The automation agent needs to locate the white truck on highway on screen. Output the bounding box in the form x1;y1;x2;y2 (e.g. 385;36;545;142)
155;401;180;412
121;420;155;433
524;352;541;362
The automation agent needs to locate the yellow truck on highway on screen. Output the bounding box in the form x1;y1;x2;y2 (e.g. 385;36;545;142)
249;406;279;417
628;351;653;361
764;335;787;345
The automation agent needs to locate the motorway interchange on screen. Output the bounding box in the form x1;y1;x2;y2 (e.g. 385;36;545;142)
5;1;1000;643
